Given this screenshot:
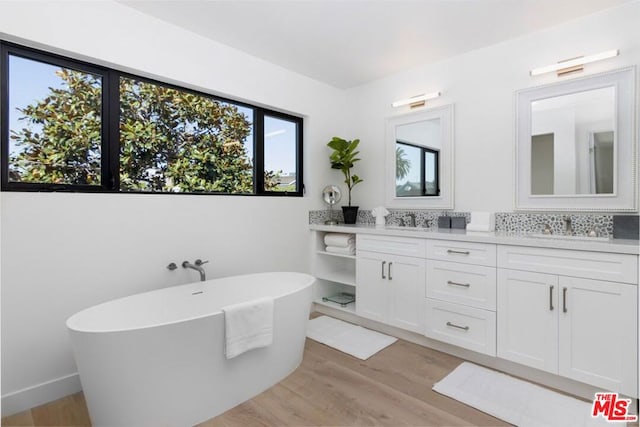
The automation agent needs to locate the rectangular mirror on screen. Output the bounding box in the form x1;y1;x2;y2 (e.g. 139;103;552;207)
516;67;636;211
386;104;454;209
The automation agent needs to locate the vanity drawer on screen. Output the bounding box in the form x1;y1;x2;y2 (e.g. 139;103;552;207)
357;234;426;258
426;261;496;310
425;298;496;356
497;245;638;284
426;240;497;266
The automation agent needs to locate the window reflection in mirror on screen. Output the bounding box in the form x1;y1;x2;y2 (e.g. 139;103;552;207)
395;118;440;197
530;86;615;195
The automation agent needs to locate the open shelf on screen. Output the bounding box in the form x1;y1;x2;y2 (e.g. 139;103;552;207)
315;270;356;287
314;298;356;314
316;250;356;260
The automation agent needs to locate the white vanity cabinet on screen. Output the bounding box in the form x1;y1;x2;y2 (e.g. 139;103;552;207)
356;235;426;333
497;245;638;397
424;240;498;356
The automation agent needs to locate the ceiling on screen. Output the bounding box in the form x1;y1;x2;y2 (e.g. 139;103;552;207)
120;0;633;89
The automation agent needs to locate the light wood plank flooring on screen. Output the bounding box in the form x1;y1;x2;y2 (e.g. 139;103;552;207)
2;334;507;427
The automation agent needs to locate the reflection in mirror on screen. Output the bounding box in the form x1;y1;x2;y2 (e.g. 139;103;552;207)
530;86;615;195
386;104;454;209
515;66;635;211
395;118;440;197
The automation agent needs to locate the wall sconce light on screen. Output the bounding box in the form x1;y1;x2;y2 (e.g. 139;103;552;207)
391;91;441;108
529;49;619;77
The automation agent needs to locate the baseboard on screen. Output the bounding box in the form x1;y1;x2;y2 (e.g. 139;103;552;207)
1;373;82;417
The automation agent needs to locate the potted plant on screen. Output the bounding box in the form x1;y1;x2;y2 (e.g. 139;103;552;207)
327;137;363;224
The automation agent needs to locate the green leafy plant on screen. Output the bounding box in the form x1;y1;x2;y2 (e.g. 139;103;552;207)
10;70;281;193
327;136;363;206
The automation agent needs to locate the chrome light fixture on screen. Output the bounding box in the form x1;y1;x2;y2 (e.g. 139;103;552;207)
391;91;441;108
530;49;619;77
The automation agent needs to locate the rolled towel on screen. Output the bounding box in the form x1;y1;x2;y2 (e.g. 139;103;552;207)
222;297;274;359
325;245;355;255
324;233;355;248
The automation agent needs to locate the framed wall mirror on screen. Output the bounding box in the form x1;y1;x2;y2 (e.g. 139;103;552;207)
515;67;636;211
385;104;454;209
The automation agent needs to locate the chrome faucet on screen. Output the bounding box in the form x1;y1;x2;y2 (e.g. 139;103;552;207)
182;259;209;282
402;213;416;227
563;217;574;235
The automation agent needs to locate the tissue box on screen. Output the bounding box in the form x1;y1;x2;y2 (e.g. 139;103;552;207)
451;217;466;229
438;216;451;228
613;215;639;240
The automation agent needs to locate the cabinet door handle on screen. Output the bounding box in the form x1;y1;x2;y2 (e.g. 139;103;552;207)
388;262;393;280
562;287;568;313
549;285;554;311
381;261;386;279
447;249;470;255
446;321;470;331
447;280;470;288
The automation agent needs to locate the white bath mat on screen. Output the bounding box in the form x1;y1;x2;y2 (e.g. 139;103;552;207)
306;316;397;360
433;362;613;427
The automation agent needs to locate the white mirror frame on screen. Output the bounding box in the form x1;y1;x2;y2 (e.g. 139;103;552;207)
385;104;454;209
515;67;637;212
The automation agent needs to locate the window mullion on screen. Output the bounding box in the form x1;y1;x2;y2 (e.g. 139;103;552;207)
254;110;265;195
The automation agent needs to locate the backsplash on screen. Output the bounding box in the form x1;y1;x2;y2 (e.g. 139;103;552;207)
309;209;626;238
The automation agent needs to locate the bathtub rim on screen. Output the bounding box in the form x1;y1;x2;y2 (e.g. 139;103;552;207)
66;271;316;334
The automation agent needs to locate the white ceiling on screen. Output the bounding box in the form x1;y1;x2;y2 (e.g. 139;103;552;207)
120;0;633;89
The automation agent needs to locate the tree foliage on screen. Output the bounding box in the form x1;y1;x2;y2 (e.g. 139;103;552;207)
10;70;279;192
395;146;411;180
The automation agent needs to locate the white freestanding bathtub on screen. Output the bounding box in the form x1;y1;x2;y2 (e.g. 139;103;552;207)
67;272;315;426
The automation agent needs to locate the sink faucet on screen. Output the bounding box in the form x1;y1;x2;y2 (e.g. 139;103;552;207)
403;213;416;227
182;259;209;281
563;217;574;235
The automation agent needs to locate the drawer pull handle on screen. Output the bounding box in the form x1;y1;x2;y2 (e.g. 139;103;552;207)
447;249;470;255
447;280;470;288
381;261;386;279
549;285;554;311
446;321;470;331
562;287;568;313
388;262;393;281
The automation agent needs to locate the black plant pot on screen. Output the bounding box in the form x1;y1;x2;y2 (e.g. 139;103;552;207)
342;206;359;224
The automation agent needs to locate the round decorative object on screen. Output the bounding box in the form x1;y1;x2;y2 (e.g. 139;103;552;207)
322;185;342;225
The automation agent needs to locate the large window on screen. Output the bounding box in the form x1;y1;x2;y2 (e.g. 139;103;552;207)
1;42;303;196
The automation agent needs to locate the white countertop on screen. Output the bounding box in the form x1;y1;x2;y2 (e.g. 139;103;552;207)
309;223;640;255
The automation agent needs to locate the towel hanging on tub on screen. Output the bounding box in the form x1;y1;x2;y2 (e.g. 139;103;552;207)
222;297;274;359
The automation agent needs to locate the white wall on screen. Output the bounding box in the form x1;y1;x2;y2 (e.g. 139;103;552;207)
0;0;346;415
345;1;640;211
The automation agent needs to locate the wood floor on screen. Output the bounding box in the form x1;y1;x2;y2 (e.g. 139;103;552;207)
2;334;507;427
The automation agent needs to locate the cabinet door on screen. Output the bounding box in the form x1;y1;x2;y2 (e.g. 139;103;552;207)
558;277;638;396
387;255;425;333
355;251;388;322
497;269;558;373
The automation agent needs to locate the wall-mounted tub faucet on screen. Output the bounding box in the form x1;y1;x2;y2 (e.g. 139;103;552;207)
182;259;209;282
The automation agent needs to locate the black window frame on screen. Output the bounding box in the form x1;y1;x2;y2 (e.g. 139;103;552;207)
0;41;304;197
396;140;440;197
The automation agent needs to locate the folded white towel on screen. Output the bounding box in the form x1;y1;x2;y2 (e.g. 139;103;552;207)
326;245;355;255
468;212;495;232
222;297;274;359
324;233;355;248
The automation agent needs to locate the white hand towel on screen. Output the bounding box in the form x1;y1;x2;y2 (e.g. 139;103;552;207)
325;245;356;255
324;233;355;247
222;297;274;359
467;212;495;232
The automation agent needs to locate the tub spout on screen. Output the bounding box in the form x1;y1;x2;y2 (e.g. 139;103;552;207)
182;259;208;281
